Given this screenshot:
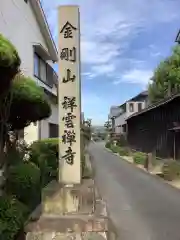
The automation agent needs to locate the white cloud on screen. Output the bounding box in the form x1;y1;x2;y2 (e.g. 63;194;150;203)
41;0;179;84
113;69;153;85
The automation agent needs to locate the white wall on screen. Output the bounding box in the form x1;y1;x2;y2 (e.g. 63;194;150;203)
0;0;48;78
126;101;146;118
40;103;58;139
114;112;127;134
0;0;58;144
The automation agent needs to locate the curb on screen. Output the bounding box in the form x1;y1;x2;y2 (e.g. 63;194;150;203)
104;147;180;191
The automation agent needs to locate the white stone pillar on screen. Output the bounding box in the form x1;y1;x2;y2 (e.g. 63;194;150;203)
58;6;81;184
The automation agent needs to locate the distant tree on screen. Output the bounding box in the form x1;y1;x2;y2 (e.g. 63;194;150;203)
148;45;180;103
104;121;111;132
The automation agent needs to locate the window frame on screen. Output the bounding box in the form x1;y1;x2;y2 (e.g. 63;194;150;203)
129;103;134;112
34;52;52;88
49;123;58;138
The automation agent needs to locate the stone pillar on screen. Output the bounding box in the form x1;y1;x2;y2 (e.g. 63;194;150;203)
58;6;81;184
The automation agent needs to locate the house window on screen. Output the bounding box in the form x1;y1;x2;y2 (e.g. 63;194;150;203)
129;103;134;112
49;123;58;138
34;52;55;88
34;52;47;84
39;58;47;82
34;53;39;77
138;103;142;112
122;124;127;133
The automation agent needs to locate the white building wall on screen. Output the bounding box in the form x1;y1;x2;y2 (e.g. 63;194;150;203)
114;101;146;134
0;0;58;144
126;101;146;118
114;112;127;134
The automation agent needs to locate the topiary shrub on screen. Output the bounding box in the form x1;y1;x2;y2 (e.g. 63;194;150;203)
0;34;21;95
9;74;52;130
5;162;41;209
0;195;28;240
29;138;58;185
133;151;146;165
162;160;180;181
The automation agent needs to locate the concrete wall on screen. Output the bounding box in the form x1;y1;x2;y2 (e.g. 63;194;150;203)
0;0;58;144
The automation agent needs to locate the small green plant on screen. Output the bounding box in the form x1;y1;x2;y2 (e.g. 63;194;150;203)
133;151;146;165
117;134;128;147
105;142;111;149
118;147;129;156
29;138;58;185
162;160;180;181
110;145;119;153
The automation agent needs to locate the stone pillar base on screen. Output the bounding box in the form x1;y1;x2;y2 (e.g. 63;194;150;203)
25;180;117;240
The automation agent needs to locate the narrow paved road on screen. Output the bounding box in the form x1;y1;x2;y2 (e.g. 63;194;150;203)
89;142;180;240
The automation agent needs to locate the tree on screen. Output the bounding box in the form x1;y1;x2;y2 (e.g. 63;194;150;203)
148;45;180;103
0;34;21;95
8;73;51;130
0;34;21;164
0;35;51;170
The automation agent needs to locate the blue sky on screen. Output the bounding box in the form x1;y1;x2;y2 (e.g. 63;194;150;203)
41;0;180;125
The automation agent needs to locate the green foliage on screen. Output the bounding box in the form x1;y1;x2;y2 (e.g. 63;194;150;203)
0;34;21;95
118;147;129;156
148;45;180;103
105;142;111;149
162;160;180;181
117;134;128;147
133;151;146;165
5;162;41;209
110;144;119;153
8;74;51;130
29;138;58;185
5;140;29;167
0;195;28;240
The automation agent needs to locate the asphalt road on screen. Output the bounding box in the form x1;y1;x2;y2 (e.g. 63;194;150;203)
89;142;180;240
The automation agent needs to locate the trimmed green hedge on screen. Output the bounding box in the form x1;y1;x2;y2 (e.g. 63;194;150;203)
110;145;119;153
5;162;41;209
105;142;111;149
29;138;58;186
118;147;129;156
0;195;28;240
133;151;146;165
